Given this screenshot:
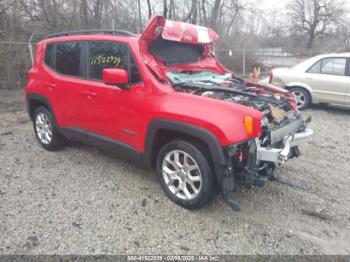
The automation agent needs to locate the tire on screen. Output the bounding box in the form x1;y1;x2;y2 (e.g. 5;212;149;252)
156;139;216;209
290;87;311;110
33;106;66;151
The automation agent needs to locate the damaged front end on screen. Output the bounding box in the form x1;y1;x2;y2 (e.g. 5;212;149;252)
140;16;313;210
168;71;313;209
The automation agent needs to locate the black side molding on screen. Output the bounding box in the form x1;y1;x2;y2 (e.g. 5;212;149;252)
144;119;226;167
60;127;143;164
87;130;143;163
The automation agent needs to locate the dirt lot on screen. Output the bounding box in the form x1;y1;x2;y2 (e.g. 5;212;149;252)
0;89;350;255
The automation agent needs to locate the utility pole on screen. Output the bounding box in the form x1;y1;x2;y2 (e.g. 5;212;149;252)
112;18;115;30
242;46;246;76
137;0;142;33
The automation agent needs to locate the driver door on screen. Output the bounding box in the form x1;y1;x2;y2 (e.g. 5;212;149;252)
79;41;144;149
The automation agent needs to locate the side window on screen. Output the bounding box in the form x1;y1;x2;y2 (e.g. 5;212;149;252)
88;41;142;83
44;44;54;68
320;58;346;76
55;42;82;76
130;55;142;83
307;60;321;74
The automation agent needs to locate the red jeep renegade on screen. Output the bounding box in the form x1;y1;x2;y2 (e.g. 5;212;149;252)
25;16;313;210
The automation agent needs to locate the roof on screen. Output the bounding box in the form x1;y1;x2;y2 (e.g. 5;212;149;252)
313;52;350;59
46;29;135;39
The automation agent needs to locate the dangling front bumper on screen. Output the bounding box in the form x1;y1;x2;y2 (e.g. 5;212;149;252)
256;128;314;164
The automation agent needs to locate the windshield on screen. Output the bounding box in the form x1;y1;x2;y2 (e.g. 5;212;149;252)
166;71;232;85
291;56;320;71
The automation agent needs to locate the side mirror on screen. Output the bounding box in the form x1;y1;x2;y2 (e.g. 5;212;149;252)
102;68;129;86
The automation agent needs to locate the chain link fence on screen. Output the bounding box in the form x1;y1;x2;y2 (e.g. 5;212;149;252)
216;48;308;79
0;42;32;89
0;41;348;89
216;47;349;79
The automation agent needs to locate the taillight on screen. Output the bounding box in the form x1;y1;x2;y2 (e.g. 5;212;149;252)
269;71;273;83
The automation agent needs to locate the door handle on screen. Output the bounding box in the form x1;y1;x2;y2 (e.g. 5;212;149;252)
46;83;56;91
306;77;313;80
82;91;97;99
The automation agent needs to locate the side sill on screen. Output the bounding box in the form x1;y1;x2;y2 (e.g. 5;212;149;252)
60;127;143;165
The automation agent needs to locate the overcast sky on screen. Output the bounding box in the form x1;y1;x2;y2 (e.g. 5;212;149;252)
260;0;350;18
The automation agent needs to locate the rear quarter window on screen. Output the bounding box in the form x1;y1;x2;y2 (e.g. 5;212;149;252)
44;44;54;68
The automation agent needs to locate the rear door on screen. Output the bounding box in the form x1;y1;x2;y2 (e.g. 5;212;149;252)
44;41;86;129
304;57;349;104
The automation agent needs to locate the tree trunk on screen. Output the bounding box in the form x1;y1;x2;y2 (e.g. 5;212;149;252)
163;0;168;18
137;0;142;32
185;0;197;24
210;0;221;31
169;0;175;19
80;0;90;28
307;33;315;49
146;0;152;19
93;0;103;29
201;0;207;25
191;0;198;24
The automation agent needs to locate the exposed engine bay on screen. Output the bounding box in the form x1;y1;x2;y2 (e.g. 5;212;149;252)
167;71;313;210
167;71;305;143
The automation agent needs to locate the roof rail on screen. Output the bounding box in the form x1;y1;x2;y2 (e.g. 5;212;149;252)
47;29;135;38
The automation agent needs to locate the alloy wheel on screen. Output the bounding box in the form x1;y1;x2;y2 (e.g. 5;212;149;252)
161;149;202;200
35;112;53;144
292;90;306;109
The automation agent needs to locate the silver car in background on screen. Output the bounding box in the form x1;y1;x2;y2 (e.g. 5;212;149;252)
269;53;350;109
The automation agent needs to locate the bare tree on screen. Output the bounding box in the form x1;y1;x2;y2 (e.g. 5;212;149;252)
169;0;175;19
200;0;208;25
163;0;168;18
184;0;198;24
224;0;244;36
287;0;344;48
210;0;221;31
146;0;152;19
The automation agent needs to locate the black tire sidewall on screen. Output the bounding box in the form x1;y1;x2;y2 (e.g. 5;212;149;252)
33;106;63;151
157;140;215;210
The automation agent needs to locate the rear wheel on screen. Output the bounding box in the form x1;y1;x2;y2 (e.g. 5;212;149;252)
33;106;66;151
290;87;311;110
157;140;216;209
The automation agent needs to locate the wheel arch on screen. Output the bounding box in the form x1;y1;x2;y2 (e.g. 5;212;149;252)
26;93;54;121
284;83;313;103
144;119;227;170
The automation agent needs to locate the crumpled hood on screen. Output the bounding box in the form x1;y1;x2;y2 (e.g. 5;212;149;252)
139;16;228;81
140;15;218;46
139;16;292;102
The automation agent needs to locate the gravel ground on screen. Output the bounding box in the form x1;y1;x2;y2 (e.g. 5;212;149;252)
0;89;350;255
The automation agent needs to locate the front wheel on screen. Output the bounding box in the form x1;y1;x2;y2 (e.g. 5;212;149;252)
157;140;216;209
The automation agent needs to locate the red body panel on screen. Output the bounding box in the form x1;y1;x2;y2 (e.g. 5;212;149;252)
25;20;294;155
